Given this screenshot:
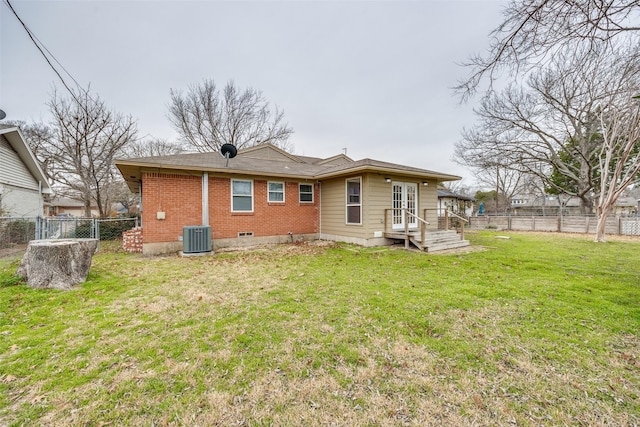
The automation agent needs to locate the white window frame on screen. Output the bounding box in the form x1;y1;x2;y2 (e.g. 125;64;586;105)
231;179;254;212
346;177;362;225
268;181;285;203
299;183;314;203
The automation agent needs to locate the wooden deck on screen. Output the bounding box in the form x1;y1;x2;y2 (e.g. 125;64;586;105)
384;209;470;252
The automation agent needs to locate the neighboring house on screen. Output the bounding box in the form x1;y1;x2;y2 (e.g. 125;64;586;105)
613;196;638;216
437;189;475;217
47;196;100;218
115;144;462;255
509;193;639;216
0;126;52;217
510;194;585;216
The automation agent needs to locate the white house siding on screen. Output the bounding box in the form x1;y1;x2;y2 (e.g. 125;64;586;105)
0;135;39;191
0;135;43;216
0;185;43;216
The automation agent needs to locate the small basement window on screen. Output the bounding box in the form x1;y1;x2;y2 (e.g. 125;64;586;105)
238;231;254;237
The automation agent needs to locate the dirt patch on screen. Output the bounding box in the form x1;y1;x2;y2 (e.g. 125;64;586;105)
0;244;27;260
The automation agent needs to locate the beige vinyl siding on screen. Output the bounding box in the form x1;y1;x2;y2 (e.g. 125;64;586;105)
365;175;438;232
419;180;439;229
321;174;440;241
320;177;356;237
365;174;391;234
0;135;39;191
368;175;440;230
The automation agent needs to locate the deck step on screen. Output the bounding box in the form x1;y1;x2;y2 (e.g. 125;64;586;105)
425;240;470;252
385;230;470;252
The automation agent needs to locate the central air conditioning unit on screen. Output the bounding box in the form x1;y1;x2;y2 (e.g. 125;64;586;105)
183;226;212;254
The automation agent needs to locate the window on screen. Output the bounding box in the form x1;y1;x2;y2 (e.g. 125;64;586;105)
299;183;314;203
268;181;285;202
346;177;361;224
231;179;253;212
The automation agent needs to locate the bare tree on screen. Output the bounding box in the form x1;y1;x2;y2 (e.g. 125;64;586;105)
168;79;293;153
109;137;184;214
46;89;137;217
124;137;185;158
455;43;640;213
594;98;640;241
457;0;640;99
473;163;526;214
109;179;139;215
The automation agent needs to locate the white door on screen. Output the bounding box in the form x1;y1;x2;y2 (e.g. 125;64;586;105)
392;182;418;230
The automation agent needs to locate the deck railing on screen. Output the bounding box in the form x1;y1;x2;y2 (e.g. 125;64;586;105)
439;210;468;240
384;208;468;238
406;210;429;245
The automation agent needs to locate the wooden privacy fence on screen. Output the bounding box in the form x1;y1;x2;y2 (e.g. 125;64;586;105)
469;215;640;236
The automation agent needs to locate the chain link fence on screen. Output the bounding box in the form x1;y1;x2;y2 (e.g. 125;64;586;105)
0;217;37;248
0;216;139;250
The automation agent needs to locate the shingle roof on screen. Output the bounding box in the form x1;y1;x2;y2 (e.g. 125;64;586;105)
115;144;461;192
437;189;475;201
0;126;53;195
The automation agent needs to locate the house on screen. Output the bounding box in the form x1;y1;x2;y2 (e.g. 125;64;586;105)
437;188;475;217
115;144;466;255
510;194;586;216
47;196;100;218
613;196;638;216
0;126;52;217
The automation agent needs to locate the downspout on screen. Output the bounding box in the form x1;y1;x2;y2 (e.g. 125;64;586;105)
38;180;45;217
202;172;209;226
138;183;143;228
37;181;43;239
318;181;321;240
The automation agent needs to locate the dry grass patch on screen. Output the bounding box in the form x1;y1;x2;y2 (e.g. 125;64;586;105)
1;236;639;426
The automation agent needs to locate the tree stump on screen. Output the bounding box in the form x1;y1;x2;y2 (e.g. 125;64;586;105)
17;239;99;290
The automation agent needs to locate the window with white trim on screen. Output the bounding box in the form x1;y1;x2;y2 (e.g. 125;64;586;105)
346;177;362;224
299;183;314;203
268;181;285;202
231;179;253;212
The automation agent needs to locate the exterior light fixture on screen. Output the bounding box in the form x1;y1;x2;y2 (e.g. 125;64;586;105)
423;181;429;186
385;177;391;183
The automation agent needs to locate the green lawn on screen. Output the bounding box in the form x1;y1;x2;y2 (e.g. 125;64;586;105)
1;231;638;426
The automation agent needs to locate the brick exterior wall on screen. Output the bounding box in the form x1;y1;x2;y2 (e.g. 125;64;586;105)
209;178;319;239
141;172;319;244
141;172;203;243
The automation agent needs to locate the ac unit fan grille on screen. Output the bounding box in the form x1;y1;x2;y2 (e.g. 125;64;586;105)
183;226;212;253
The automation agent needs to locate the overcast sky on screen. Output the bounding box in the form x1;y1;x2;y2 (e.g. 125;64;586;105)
1;0;505;186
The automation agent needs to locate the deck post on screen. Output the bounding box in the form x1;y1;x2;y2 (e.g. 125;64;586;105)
404;210;409;249
444;210;449;230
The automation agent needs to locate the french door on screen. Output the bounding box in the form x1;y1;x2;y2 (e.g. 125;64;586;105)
392;182;418;230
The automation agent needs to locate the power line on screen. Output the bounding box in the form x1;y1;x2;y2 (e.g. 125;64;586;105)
3;0;84;104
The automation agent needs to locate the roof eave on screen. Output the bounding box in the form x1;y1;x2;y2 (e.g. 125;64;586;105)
1;127;53;193
114;160;319;191
315;164;461;181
